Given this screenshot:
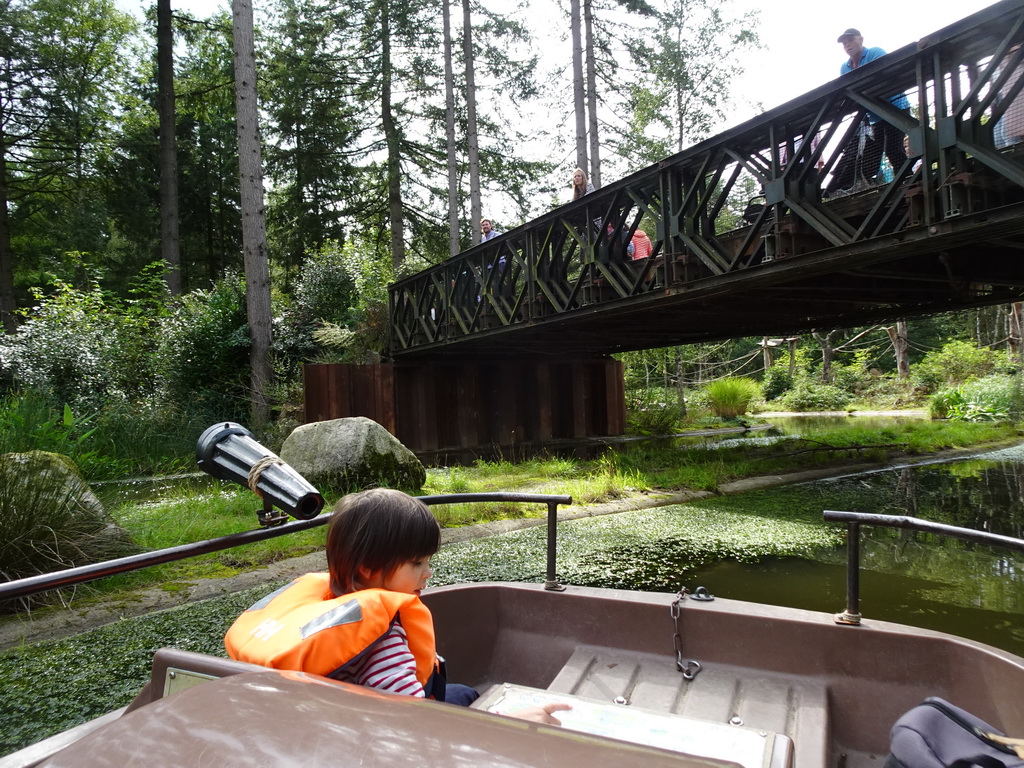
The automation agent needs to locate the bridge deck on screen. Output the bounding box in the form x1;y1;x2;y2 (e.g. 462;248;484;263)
389;0;1024;359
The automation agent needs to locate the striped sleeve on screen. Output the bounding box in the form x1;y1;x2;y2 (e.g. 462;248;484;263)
350;623;425;698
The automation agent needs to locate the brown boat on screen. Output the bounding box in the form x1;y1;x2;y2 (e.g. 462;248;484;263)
2;425;1022;768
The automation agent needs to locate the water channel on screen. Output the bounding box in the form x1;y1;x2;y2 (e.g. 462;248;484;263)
432;437;1024;658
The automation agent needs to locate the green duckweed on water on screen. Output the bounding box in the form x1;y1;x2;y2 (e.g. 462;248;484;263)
431;483;851;590
0;588;269;754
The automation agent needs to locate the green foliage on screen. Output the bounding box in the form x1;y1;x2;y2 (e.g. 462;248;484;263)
930;375;1020;422
274;236;392;373
273;242;356;371
761;364;793;401
0;390;216;481
619;0;761;164
3;0;137;298
153;275;250;421
292;240;357;323
0;275;162;411
914;340;997;391
84;401;213;479
625;386;684;435
0;394;96;457
703;377;760;419
778;381;853;412
0;587;260;753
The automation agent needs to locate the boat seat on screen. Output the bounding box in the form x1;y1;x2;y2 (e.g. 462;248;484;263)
546;644;828;768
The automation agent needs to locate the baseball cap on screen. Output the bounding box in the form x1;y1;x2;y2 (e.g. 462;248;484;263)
837;28;861;42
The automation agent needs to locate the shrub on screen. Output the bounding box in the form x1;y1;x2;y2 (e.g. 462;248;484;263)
703;377;761;419
929;387;959;419
778;381;853;411
0;276;162;411
292;241;357;323
914;340;996;391
626;387;684;435
154;275;250;421
761;365;793;401
273;242;358;376
930;374;1019;422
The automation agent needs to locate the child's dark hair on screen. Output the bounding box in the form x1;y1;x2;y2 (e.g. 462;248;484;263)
326;488;441;596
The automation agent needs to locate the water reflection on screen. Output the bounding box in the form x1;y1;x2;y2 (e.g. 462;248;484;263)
687;445;1024;654
764;412;929;435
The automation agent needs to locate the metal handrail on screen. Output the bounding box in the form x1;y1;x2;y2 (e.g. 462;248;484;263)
0;492;573;602
823;509;1024;625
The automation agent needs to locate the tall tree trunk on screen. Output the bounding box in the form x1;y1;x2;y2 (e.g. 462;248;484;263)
380;0;405;272
674;22;685;153
886;320;910;379
157;0;182;295
462;0;481;244
442;0;459;257
675;348;687;417
583;0;600;187
1009;302;1023;365
232;0;273;425
570;0;587;175
0;123;15;333
813;330;835;383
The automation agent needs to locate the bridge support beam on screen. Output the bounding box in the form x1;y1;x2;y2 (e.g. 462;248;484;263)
302;358;625;457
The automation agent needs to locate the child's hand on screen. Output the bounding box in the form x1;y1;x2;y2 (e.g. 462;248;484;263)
508;702;572;725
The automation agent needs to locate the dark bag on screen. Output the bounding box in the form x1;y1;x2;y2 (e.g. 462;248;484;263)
885;698;1024;768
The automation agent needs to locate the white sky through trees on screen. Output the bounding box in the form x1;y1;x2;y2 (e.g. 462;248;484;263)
125;0;1001;128
114;0;1002;216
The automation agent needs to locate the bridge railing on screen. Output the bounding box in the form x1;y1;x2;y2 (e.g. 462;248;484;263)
389;0;1024;355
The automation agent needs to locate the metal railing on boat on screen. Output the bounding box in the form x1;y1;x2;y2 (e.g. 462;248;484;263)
0;493;573;602
824;510;1024;626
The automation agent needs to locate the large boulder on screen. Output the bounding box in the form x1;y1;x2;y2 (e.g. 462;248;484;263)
279;417;426;493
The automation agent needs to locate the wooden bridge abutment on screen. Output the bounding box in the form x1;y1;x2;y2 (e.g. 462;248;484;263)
302;358;625;455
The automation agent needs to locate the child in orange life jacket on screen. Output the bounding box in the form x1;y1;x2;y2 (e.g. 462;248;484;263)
226;488;570;723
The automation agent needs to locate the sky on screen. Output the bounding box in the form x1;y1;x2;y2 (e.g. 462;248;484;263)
724;0;1002;127
119;0;1004;128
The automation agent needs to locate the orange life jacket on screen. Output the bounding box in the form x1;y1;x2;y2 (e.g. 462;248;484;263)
224;572;440;693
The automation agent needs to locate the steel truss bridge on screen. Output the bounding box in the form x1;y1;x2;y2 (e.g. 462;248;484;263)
389;0;1024;360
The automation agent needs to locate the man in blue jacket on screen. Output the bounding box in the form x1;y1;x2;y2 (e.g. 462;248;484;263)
827;29;910;194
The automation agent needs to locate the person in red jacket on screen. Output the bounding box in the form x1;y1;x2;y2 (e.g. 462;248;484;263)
630;229;653;261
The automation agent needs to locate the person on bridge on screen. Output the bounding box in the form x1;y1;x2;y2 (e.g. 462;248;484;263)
481;218;500;242
572;167;595;200
481;218;508;298
826;29;910;195
630;229;653;261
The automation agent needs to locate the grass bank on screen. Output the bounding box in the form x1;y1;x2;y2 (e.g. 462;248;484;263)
22;418;1017;609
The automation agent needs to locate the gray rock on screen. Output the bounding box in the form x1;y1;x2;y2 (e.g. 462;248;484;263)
280;417;426;492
